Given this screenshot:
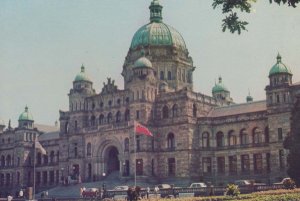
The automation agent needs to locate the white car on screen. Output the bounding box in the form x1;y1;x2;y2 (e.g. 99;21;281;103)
189;183;207;188
113;185;129;191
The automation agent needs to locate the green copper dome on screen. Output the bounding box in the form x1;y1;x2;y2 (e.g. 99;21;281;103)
130;0;187;50
212;77;229;93
269;54;292;76
74;65;91;82
134;57;153;68
18;106;34;121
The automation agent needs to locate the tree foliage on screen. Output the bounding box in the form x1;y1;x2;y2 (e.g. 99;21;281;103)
212;0;299;34
284;96;300;187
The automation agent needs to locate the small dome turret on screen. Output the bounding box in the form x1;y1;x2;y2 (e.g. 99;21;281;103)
74;64;91;82
246;90;253;102
18;106;34;121
269;53;292;77
133;57;153;69
212;77;229;93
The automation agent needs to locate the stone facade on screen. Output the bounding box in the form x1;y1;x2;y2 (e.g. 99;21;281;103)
1;0;300;195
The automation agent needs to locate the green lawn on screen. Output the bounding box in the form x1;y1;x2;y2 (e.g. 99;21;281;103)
144;188;300;201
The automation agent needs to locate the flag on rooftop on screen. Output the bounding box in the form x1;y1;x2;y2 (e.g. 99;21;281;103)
134;121;153;137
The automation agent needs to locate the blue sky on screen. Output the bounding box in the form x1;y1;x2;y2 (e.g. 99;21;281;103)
0;0;300;126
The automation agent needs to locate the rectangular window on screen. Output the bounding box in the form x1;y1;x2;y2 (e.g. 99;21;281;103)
136;159;143;176
229;156;237;175
168;158;176;176
202;157;212;173
136;110;140;120
278;128;283;140
279;150;284;169
254;154;263;173
217;157;225;174
266;153;271;172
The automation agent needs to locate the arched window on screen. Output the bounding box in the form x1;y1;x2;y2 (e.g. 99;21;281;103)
160;71;164;80
193;104;197;117
56;151;59;162
107;113;112;124
65;122;69;134
202;132;210;147
162;105;169;119
167;133;175;149
37;153;42;165
50;151;55;163
17;172;20;185
136;159;143;176
99;114;104;125
168;71;172;80
1;156;4;167
265;127;269;143
74;120;78;131
43;155;48;165
240;129;248;145
125;109;130;121
0;174;4;186
90;115;96;126
216;132;224;147
228;130;237;146
124;138;129;152
253;127;262;144
136;136;140;151
116;111;121;123
172;104;178;117
87;143;92;157
6;155;11;166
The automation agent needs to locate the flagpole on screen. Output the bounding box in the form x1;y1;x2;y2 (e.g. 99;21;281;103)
33;139;36;200
134;121;137;187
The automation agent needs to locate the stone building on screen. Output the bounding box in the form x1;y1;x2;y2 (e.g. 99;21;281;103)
1;0;300;195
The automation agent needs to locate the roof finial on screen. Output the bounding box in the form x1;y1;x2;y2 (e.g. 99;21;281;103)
25;105;28;112
81;64;85;72
8;119;11;129
277;52;282;63
218;76;222;83
149;0;163;23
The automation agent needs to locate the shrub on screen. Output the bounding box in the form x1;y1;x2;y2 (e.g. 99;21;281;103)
225;184;240;197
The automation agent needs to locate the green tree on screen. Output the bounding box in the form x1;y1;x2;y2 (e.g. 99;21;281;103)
212;0;300;34
284;95;300;187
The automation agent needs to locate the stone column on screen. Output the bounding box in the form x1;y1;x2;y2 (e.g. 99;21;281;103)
237;154;242;174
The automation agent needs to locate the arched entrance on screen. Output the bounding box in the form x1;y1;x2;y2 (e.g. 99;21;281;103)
106;146;120;174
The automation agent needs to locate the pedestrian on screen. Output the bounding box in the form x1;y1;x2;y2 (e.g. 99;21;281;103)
45;191;48;198
19;189;24;198
127;187;133;201
154;186;159;198
7;194;13;201
79;187;83;198
146;187;150;199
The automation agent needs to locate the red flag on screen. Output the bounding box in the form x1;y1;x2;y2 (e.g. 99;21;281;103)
135;121;153;137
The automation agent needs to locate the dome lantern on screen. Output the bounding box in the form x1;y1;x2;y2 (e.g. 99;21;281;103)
149;0;163;23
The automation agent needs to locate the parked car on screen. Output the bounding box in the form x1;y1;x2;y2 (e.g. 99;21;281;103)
157;184;172;189
82;188;99;198
234;180;251;187
273;178;291;185
234;180;266;187
113;185;129;191
189;183;207;188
